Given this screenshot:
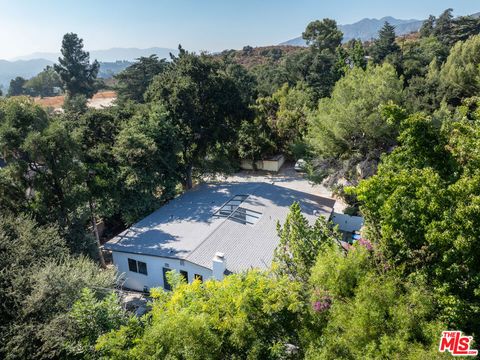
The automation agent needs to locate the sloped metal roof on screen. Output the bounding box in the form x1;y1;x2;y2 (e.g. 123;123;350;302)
105;181;335;273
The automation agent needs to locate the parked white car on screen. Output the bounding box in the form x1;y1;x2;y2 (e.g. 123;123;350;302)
294;159;306;172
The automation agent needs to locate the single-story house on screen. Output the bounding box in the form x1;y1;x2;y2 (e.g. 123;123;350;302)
104;181;335;291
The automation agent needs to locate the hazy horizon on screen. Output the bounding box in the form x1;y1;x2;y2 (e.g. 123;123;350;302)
0;0;478;60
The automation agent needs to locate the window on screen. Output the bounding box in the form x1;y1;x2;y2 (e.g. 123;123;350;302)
194;274;203;282
163;267;172;290
128;258;148;275
180;270;188;282
213;195;262;225
128;258;137;272
214;195;248;217
229;207;262;225
138;261;148;275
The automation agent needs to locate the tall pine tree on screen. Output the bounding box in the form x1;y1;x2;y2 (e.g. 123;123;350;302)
54;33;99;98
371;22;400;64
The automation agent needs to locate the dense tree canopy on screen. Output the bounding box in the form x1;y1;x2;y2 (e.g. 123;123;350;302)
96;271;303;359
302;19;343;53
308;63;403;162
146;47;248;188
370;22;400;64
354;103;480;335
24;66;62;98
115;55;167;103
438;34;480;105
7;77;27;97
0;215;117;359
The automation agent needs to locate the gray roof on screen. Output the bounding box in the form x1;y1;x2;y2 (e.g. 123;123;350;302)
105;182;335;273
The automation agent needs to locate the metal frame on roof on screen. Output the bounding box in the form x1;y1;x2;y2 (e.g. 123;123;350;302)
213;194;262;225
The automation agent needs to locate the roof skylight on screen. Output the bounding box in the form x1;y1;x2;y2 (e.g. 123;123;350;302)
213;195;262;225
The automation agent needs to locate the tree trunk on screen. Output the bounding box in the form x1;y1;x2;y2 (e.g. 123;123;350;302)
185;164;193;190
89;198;106;269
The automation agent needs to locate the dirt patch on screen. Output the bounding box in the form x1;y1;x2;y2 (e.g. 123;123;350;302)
34;90;117;111
34;95;64;108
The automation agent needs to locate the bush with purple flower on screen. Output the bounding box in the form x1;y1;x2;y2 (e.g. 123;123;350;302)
312;292;332;313
357;238;373;251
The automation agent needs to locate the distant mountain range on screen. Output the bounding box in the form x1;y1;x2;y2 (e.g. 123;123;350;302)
0;59;137;90
281;16;424;46
11;46;178;62
0;47;178;90
0;58;53;91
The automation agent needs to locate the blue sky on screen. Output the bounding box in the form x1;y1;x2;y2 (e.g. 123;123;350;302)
0;0;478;59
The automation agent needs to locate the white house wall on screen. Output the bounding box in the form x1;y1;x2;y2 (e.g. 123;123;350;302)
331;213;364;232
112;251;213;292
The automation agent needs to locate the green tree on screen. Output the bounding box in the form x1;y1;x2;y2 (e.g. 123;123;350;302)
273;202;340;283
302;19;343;53
0;98;49;216
7;76;27;97
24;66;62;97
63;288;129;359
0;215;117;360
419;15;436;38
401;36;448;82
96;271;303;359
421;9;480;47
405;60;443;112
342;39;367;70
54;33;99;98
371;22;400;64
449;15;480;44
22;119;87;230
353;109;480;334
63;93;89;115
438;34;480;105
250;62;289;97
223;60;258;111
112;104;180;224
433;8;454;46
270;84;313;153
145;48;247;189
237;117;276;167
0;108;98;256
242;83;314;159
305;51;341;101
380;112;456;178
115;55;167;103
306;244;443;359
73;109;124;215
0;97;48;161
308;63;403;161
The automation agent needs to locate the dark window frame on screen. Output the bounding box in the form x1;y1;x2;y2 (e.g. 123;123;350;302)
163;267;172;290
180;270;188;282
128;258;137;272
138;261;148;275
128;258;148;275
